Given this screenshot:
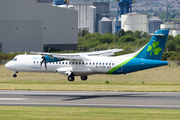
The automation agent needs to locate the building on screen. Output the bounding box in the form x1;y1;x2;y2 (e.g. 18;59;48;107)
121;12;147;33
0;0;78;53
161;23;180;37
70;2;109;33
148;16;162;34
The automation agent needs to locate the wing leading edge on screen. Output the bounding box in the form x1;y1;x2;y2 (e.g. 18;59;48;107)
31;49;123;60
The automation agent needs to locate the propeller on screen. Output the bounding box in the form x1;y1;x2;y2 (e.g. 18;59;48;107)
40;56;47;70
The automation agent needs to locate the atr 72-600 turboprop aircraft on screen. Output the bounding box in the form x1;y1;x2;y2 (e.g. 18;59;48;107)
5;30;169;81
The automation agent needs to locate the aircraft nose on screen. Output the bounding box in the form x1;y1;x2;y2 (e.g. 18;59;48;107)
5;62;10;69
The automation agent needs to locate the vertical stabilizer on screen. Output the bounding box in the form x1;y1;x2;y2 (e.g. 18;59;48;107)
135;29;169;60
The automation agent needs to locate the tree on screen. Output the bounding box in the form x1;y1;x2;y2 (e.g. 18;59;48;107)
99;32;113;43
174;34;180;45
118;36;136;43
125;30;134;36
134;30;141;39
142;32;149;39
166;35;174;43
118;29;125;38
166;40;176;51
82;30;89;37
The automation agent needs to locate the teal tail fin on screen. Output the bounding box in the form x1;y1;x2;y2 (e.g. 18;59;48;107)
135;29;169;60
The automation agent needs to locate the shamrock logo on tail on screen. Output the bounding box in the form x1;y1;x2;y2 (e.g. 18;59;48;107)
147;41;161;56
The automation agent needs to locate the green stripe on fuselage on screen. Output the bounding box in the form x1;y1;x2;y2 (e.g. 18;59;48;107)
106;48;144;74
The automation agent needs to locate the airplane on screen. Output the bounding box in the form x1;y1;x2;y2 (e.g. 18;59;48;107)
5;29;169;81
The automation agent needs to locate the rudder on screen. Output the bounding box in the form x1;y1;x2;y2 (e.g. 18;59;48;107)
135;29;169;60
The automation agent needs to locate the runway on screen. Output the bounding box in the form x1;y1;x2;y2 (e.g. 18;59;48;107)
0;90;180;109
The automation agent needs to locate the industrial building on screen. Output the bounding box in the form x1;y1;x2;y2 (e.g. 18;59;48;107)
161;23;180;37
0;0;78;53
121;12;147;33
70;2;110;33
148;16;162;34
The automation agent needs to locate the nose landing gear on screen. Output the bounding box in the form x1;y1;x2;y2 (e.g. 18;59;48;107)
12;71;18;78
13;74;17;78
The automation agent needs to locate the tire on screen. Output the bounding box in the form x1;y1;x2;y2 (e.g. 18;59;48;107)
81;76;87;81
13;74;17;78
68;76;75;81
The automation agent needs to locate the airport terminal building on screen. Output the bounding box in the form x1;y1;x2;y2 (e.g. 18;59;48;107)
0;0;78;53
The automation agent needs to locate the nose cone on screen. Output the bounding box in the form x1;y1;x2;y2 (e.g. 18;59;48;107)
5;62;10;69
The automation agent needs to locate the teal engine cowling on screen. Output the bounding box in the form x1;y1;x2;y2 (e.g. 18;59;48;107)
44;55;65;62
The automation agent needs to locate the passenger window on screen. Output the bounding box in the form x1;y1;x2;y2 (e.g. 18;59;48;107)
66;62;68;64
106;63;108;65
72;62;74;65
89;62;91;65
56;62;58;64
79;62;81;65
62;62;64;64
102;63;104;65
37;61;39;64
109;63;111;65
69;62;71;64
82;62;84;65
112;63;114;65
34;61;35;64
93;62;95;65
76;62;78;65
86;62;88;65
99;63;101;65
96;63;98;65
59;62;61;64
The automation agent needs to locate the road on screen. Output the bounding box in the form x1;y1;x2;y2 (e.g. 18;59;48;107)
0;90;180;109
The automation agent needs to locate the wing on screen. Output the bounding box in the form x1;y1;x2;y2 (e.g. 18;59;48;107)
31;49;123;60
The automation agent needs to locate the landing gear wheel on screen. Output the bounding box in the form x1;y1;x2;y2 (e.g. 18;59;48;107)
13;74;17;78
68;76;75;81
81;76;88;81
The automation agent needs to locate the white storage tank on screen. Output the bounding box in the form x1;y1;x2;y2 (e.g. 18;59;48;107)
58;5;68;8
160;23;175;30
112;17;121;34
172;30;180;37
68;5;75;10
121;12;147;32
175;24;180;30
99;17;112;34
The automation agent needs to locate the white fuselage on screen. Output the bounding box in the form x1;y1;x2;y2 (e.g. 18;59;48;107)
5;55;128;76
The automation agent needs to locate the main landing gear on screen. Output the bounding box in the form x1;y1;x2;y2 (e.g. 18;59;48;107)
67;75;88;82
81;76;88;81
68;75;75;81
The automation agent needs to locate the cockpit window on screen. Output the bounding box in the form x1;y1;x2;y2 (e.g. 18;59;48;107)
13;58;17;61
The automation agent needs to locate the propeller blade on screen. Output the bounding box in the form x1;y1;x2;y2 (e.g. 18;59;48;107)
45;61;47;70
40;59;44;67
40;56;47;70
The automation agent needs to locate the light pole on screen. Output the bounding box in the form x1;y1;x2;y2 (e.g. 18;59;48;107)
0;42;2;53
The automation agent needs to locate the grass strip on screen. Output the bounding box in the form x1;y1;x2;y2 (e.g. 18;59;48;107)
0;84;180;92
0;106;179;120
1;65;180;92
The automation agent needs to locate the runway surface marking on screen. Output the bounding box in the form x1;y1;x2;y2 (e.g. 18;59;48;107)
0;98;27;100
0;90;179;109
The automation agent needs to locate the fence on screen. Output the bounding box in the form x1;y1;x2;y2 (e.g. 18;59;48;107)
168;60;180;67
0;60;9;65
